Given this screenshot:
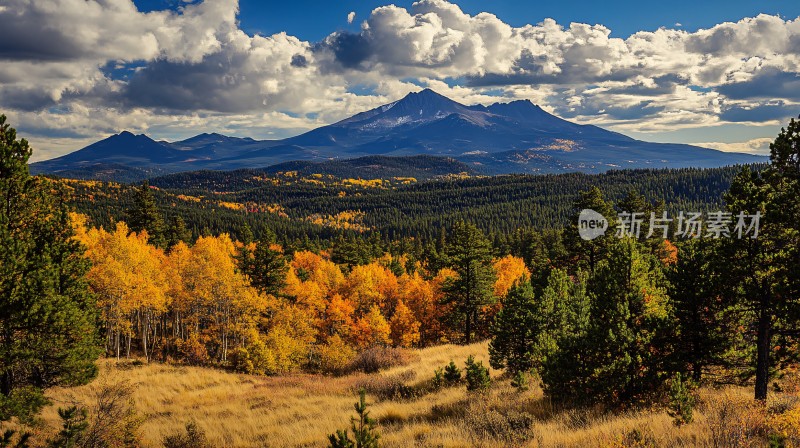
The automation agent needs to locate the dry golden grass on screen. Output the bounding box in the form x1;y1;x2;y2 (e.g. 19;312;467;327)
23;342;796;447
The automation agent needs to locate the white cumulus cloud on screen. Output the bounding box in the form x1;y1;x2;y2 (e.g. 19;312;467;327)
1;0;798;160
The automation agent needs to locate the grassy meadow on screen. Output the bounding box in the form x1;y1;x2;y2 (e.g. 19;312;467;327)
18;342;796;448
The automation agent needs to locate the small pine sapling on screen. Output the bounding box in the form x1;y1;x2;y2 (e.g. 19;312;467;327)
328;389;380;448
465;355;491;392
443;360;462;384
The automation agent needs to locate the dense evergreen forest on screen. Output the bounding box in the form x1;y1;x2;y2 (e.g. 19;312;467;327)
62;164;761;250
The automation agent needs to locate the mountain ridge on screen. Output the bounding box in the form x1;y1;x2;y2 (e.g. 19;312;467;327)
30;88;766;181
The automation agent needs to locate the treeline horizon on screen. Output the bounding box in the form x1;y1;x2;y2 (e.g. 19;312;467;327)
57;163;762;253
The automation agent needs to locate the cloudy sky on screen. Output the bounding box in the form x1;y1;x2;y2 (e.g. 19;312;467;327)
2;0;799;162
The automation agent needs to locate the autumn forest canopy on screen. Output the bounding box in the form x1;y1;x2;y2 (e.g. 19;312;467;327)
2;114;800;446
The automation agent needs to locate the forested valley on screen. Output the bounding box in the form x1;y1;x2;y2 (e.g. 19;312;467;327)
3;114;800;447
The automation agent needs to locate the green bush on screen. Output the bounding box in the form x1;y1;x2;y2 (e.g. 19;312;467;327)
465;355;491;392
443;360;462;384
511;371;529;392
667;373;695;426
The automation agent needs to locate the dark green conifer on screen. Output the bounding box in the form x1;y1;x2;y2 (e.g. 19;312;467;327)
0;116;100;424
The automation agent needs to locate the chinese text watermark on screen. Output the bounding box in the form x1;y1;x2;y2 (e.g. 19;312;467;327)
578;209;761;241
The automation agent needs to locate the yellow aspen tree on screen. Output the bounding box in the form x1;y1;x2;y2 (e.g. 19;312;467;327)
352;305;391;349
179;235;264;363
85;222;168;360
389;300;421;348
290;250;344;292
262;302;318;373
343;262;399;313
492;255;530;298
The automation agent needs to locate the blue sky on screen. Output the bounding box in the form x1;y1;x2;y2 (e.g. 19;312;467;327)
137;0;800;41
1;0;799;160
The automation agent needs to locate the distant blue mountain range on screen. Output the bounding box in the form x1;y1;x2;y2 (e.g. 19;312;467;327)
30;89;766;181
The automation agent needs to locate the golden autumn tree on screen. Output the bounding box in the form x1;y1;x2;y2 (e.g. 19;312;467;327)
283;251;344;318
84;222;169;360
398;271;446;345
316;333;356;374
291;250;345;291
352;305;391;349
172;234;264;363
492;255;530;298
342;262;399;314
69;212;91;246
260;301;318;373
320;293;356;340
389;300;421;348
163;241;207;363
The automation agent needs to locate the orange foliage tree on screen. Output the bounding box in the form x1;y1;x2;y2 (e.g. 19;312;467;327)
389;300;421;348
352;305;392;349
398;271;448;345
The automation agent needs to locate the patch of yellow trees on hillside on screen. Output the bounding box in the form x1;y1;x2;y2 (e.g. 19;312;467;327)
69;213;528;376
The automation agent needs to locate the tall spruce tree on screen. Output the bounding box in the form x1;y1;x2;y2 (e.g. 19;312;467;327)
442;221;496;343
722;116;800;401
0;116;100;424
245;240;288;297
490;269;589;376
565;186;616;273
542;238;671;405
668;238;740;382
126;180;165;248
165;216;192;250
488;279;538;375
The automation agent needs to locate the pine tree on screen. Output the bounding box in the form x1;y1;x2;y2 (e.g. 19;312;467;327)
442;222;496;343
667;373;695;426
0;429;30;448
511;370;529;391
488;279;538;375
245;240;288;296
0;116;101;423
126;181;165;248
668;239;736;382
165;216;192;250
46;406;88;448
332;236;373;268
490;270;589;377
464;355;491;392
721;116;800;401
443;360;462;384
328;389;380;448
565;186;616;273
542;239;671;405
